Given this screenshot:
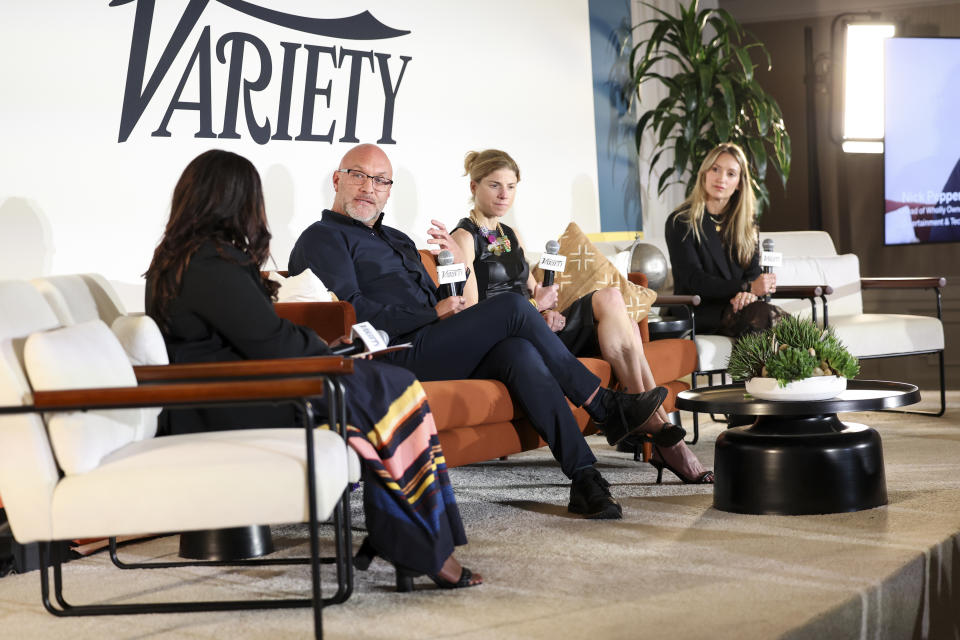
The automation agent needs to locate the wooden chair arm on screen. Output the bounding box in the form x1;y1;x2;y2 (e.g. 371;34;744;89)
134;356;352;383
30;375;345;412
861;277;947;289
772;285;831;298
274;301;356;343
655;294;701;306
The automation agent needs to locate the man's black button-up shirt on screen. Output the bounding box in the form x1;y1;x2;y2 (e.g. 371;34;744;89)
289;210;440;340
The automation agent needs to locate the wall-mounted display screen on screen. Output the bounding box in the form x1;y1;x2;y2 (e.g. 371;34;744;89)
884;37;960;245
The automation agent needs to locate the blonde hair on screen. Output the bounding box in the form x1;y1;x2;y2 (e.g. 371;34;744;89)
676;142;757;267
463;149;521;194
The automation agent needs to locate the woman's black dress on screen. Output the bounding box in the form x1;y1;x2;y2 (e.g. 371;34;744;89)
146;241;466;574
454;218;601;357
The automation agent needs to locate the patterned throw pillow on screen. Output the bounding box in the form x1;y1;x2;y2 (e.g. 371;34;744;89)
532;222;656;323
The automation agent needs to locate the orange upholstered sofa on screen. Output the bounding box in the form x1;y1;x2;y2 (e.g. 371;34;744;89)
273;253;697;469
273;298;611;468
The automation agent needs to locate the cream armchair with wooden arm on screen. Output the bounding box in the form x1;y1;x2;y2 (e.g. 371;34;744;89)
0;281;356;639
764;230;948;416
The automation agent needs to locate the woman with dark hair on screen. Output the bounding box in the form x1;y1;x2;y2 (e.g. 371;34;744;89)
450;149;712;485
145;149;481;591
665;142;783;337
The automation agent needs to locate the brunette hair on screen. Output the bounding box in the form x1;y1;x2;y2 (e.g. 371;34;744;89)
675;142;757;266
145;149;277;326
463;149;521;189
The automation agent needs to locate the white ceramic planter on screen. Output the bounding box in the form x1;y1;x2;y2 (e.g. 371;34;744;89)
744;376;847;402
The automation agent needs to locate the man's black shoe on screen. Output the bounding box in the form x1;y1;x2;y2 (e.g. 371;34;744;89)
568;467;622;519
596;386;668;446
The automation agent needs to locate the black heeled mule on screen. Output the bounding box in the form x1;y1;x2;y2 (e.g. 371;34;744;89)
649;443;715;484
395;565;480;591
354;537;481;592
616;423;687;461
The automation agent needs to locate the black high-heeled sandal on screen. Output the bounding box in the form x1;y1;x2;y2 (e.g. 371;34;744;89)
395;566;480;591
616;423;687;461
355;537;481;592
649;443;714;484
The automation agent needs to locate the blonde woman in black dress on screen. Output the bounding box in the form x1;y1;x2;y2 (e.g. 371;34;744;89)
451;149;712;484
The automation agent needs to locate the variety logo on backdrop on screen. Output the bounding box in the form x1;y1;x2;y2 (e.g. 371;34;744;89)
110;0;412;144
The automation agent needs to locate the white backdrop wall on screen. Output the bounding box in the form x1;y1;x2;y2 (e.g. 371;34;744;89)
0;1;601;310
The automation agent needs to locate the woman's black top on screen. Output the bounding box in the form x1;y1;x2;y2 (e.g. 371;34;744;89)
454;218;529;299
146;241;330;434
664;207;761;333
454;217;601;356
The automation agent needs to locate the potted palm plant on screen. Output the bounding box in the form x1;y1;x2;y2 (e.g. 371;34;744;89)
626;0;791;212
727;315;860;401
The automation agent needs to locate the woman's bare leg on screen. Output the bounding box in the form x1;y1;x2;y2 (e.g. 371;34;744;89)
592;288;669;430
592;289;708;480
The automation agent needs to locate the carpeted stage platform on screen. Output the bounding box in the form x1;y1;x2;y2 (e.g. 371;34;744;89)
0;392;958;639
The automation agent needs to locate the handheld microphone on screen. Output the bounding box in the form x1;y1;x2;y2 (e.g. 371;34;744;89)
436;250;467;299
760;238;777;302
541;240;561;287
762;238;775;274
438;250;457;299
330;329;390;356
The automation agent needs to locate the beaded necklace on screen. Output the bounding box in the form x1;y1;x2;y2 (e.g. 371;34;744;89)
471;210;512;256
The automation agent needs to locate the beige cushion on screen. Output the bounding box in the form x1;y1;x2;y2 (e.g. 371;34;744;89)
50;428;349;539
760;231;838;257
696;334;734;373
110;314;167;440
533;222;656;322
829;313;944;358
776;254;863;317
30;274;127;326
111;314;169;366
268;270;334;302
0;281;63;542
24;320;141;475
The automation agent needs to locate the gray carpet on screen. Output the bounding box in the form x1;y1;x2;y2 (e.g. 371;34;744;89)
1;392;959;639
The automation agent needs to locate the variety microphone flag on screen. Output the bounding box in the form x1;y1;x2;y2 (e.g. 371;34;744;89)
437;250;467;299
330;321;390;356
760;238;782;271
760;238;781;302
538;240;565;286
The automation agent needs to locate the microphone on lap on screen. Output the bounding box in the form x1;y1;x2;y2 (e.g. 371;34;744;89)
541;240;561;287
330;329;390;356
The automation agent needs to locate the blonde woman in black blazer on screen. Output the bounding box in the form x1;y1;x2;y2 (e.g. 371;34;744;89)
665;143;782;337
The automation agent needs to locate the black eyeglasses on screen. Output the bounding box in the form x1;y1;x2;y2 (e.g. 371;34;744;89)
336;169;394;191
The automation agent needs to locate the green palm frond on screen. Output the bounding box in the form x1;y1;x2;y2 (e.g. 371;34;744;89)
626;0;791;213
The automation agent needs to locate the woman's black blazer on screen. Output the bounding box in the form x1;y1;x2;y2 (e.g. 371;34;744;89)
664;209;760;333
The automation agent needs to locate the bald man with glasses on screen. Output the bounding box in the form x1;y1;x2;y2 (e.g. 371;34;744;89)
289;144;667;520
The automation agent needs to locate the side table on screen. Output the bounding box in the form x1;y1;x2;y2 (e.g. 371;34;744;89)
676;380;920;515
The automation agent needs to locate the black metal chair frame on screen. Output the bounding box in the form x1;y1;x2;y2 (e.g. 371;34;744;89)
820;279;947;417
3;374;352;639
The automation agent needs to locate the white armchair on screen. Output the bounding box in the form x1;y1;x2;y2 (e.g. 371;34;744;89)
0;281;356;638
766;231;947;416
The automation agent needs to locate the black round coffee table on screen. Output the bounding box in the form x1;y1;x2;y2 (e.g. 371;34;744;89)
676;380;920;515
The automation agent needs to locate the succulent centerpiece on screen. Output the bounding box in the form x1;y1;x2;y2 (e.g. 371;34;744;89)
727;315;860;401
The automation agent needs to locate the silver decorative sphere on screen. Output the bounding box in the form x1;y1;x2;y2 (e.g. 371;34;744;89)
628;242;668;291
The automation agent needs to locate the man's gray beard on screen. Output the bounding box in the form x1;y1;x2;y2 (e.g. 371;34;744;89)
345;201;380;224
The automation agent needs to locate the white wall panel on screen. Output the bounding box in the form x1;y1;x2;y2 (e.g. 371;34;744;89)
0;1;600;309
